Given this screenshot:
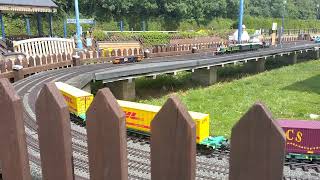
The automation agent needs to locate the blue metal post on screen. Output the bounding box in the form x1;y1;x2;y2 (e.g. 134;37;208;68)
142;20;146;32
63;19;67;38
281;1;286;44
120;20;123;32
74;0;83;49
26;17;31;35
37;13;43;36
0;14;5;39
48;13;53;37
237;0;244;43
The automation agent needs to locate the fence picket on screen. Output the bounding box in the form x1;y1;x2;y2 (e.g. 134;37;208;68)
151;96;196;180
229;103;286;180
35;83;74;180
87;88;128;180
0;61;5;73
0;78;31;180
35;55;41;66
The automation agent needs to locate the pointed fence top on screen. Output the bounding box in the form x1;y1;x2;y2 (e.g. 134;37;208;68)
86;88;128;180
151;95;196;180
35;82;73;180
229;102;286;180
0;78;20;102
0;78;31;180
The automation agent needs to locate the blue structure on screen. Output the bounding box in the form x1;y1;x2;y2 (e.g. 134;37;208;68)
281;0;287;44
37;13;43;36
26;18;31;35
48;13;53;37
120;20;124;32
74;0;83;49
238;0;244;43
142;20;146;32
63;20;67;38
0;14;5;39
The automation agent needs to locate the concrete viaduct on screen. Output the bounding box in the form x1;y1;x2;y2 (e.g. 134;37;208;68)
67;43;320;100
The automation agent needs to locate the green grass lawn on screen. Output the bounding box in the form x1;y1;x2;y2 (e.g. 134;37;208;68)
138;60;320;138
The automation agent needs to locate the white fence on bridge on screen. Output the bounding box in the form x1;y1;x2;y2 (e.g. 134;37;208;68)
13;37;75;58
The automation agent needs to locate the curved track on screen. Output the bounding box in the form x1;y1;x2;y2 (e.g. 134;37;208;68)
13;44;320;179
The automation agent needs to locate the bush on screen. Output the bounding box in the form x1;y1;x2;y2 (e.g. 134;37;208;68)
207;18;235;30
139;32;171;47
92;29;107;41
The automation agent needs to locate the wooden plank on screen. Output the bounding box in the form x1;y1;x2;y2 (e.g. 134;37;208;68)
67;54;71;61
28;56;35;67
47;55;52;64
35;55;41;66
52;54;57;63
87;88;128;180
151;96;196;180
41;55;47;65
79;52;84;60
62;52;67;61
57;53;62;62
14;58;21;65
35;83;74;180
0;61;5;73
229;103;286;180
0;78;31;180
93;51;98;58
23;61;72;75
6;60;13;71
0;71;14;79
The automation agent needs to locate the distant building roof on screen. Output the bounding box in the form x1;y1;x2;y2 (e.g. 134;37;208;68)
0;0;58;13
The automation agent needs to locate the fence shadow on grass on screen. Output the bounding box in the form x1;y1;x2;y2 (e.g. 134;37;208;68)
283;75;320;95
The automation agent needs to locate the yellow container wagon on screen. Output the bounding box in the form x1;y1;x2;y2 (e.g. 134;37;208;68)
54;83;226;148
55;82;94;118
117;100;210;143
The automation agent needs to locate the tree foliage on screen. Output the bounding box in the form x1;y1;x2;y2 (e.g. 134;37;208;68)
44;0;320;32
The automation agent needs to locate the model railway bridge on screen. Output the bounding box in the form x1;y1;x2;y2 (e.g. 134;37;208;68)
66;43;320;100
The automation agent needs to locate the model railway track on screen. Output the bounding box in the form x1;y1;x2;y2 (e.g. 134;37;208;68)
8;43;320;179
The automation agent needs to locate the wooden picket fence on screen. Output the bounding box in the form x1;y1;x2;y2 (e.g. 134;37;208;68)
0;41;220;82
0;78;286;180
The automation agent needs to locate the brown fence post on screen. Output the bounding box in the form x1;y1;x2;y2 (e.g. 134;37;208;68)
0;61;6;73
35;83;74;180
41;55;47;65
62;52;67;61
6;60;13;71
151;96;196;180
0;78;31;180
229;103;286;180
72;55;81;66
35;55;41;66
87;88;128;180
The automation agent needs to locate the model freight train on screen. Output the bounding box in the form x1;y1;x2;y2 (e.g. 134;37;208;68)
55;82;227;149
109;42;270;64
216;42;270;54
112;55;144;64
55;82;319;160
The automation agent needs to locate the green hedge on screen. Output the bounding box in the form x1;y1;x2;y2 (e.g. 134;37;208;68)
1;14;319;47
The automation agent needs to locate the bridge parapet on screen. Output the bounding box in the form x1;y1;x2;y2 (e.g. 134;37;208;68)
13;37;75;58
